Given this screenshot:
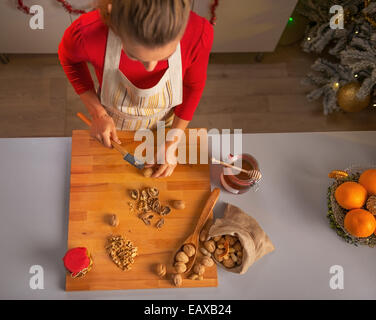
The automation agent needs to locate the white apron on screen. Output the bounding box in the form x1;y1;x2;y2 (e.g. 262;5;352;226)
99;29;183;131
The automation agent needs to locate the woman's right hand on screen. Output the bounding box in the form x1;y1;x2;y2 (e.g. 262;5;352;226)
90;113;122;148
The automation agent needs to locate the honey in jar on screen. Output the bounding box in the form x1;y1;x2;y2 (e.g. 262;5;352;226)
220;154;261;194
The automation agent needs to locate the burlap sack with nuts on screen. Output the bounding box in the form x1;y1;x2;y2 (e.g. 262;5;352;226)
208;203;275;274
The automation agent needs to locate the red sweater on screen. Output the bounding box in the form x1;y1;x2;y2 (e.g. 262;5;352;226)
58;10;213;121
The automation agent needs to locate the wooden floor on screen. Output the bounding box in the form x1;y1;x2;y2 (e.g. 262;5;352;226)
0;43;375;138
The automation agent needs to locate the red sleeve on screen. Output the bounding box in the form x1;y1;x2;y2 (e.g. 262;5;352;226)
174;19;214;121
58;17;95;95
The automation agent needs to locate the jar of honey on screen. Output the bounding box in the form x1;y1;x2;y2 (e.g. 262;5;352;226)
219;153;261;194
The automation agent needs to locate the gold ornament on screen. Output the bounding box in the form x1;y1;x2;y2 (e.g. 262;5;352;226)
366;195;376;215
337;82;371;112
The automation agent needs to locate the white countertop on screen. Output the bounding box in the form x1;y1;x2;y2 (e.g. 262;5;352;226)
0;131;375;299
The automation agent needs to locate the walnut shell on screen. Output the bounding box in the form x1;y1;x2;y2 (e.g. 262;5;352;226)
172;273;182;287
129;189;139;200
203;240;216;253
110;214;119;227
175;251;189;263
172;200;186;210
156;263;166;277
183;244;196;257
201;256;214;267
174;261;187;273
193;263;205;275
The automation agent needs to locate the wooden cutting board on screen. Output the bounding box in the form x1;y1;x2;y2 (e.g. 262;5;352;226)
66;129;217;291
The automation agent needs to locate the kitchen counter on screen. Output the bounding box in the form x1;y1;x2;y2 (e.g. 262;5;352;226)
0;131;375;299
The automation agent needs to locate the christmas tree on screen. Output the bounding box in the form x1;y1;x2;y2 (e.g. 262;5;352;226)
298;0;376;114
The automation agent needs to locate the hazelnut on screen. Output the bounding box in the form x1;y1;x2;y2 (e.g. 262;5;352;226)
230;253;237;263
199;228;208;242
193;263;205;276
201;256;214;267
225;235;237;246
222;257;235;268
110;214;119;227
174;261;187;274
217;237;226;246
172;200;186;210
156;263;166;277
203;240;216;253
183;244;196;257
175;251;189;263
214;248;224;262
142;168;153;178
172;273;182;287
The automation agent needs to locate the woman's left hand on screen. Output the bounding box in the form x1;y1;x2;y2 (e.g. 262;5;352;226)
144;140;178;178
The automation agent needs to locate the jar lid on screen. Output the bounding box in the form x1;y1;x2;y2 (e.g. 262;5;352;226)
63;247;91;276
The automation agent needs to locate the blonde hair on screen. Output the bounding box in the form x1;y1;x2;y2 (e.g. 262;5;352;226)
98;0;191;47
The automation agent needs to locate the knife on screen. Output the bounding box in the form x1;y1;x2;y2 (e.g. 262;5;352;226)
76;112;145;170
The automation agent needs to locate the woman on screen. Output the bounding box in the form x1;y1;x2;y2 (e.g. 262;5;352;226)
58;0;213;177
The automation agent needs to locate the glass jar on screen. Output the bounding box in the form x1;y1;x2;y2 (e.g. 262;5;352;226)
219;153;261;194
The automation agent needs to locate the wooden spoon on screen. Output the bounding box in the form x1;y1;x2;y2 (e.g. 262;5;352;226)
172;188;220;274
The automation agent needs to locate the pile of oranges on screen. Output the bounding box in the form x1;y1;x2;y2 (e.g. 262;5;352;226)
334;169;376;238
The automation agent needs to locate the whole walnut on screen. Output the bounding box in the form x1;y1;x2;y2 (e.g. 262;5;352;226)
183;244;196;257
201;256;214;267
193;263;205;276
172;200;186;210
174;261;187;274
203;240;216;253
214;248;224;262
142;168;153;178
175;251;189;263
172;273;182;287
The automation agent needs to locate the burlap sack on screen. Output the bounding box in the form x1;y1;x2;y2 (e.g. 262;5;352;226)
208;203;275;274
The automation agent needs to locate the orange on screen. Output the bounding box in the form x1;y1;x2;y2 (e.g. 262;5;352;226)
359;169;376;195
344;209;376;238
334;181;367;209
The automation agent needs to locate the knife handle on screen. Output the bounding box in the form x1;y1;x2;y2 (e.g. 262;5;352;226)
76;112;127;156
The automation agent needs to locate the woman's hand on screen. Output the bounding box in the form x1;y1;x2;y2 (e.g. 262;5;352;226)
90;113;122;148
145;140;178;178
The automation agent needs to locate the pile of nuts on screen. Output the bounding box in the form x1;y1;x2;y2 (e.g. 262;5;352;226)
105;235;138;271
174;244;196;274
128;187;171;227
200;230;243;269
128;187;186;229
188;256;214;281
